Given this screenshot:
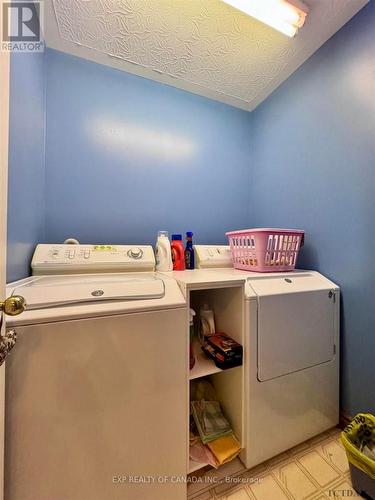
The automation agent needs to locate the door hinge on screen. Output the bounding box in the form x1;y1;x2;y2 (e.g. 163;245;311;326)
328;290;336;303
0;329;17;366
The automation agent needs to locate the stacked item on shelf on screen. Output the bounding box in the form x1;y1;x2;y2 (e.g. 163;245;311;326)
189;380;241;468
201;333;243;370
198;304;243;370
191;400;232;443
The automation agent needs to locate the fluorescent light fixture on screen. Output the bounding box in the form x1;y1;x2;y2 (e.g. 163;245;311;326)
222;0;308;37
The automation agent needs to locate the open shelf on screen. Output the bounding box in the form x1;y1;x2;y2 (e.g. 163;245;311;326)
188;285;245;477
189;339;242;380
189;339;222;380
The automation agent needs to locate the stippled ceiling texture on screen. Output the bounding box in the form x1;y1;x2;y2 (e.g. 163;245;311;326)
45;0;368;111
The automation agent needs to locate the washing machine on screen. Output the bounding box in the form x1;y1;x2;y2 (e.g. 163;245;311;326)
4;244;188;500
193;246;340;468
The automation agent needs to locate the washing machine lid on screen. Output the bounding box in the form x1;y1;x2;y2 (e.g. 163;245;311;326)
11;274;165;310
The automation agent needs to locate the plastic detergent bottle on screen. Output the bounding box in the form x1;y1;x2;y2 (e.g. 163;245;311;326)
185;232;195;270
199;304;215;341
189;308;196;370
171;235;186;271
155;231;173;271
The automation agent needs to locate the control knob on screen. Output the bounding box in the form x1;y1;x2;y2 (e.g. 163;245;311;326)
127;247;143;259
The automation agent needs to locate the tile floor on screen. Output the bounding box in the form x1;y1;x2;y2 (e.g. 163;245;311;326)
188;428;362;500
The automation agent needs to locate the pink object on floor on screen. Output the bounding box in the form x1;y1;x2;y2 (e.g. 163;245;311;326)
189;436;218;468
226;228;304;272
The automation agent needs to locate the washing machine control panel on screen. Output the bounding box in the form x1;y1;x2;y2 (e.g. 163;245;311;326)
31;244;155;275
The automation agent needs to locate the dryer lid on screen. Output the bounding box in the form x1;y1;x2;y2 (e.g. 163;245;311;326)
10;274;165;309
248;273;334;296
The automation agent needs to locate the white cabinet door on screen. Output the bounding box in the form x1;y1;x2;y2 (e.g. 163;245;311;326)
5;308;187;500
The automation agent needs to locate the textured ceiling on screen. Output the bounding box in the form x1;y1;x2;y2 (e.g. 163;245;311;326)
45;0;368;111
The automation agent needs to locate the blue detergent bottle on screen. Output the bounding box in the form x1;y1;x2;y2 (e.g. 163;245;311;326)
185;232;195;270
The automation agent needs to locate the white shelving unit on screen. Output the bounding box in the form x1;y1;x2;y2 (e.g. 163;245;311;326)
187;284;245;475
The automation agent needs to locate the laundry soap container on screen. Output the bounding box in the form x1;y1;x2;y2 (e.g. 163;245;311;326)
171;235;185;271
185;232;195;270
155;231;173;271
342;414;375;499
199;304;215;342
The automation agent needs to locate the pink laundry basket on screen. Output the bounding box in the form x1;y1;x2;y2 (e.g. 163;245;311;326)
226;228;304;272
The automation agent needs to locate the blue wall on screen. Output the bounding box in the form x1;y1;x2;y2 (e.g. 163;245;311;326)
44;49;252;246
250;3;375;416
7;5;374;416
7;51;45;282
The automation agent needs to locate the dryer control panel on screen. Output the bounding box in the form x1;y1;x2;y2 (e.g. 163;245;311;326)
31;244;156;275
194;245;232;268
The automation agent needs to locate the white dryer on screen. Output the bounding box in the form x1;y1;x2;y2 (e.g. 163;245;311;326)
191;246;340;468
5;245;188;500
243;271;340;468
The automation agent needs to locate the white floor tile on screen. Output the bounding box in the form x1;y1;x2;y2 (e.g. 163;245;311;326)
189;490;213;500
189;429;350;500
248;474;289;500
276;461;318;499
319;440;349;474
298;450;340;487
188;458;245;497
226;487;251;499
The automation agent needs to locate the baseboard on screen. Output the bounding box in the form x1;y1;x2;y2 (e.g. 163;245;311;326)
339;410;352;429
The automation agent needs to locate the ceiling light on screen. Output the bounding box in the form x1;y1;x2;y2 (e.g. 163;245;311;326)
222;0;308;37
